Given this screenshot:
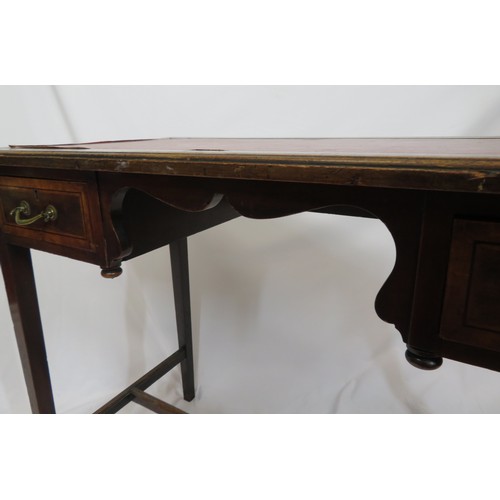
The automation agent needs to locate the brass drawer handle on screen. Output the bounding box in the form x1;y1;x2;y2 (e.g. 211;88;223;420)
10;200;58;226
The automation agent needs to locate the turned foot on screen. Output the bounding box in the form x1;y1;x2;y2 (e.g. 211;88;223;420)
101;266;123;279
405;347;443;370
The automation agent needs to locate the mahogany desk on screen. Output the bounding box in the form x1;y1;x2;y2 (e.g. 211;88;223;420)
2;138;500;413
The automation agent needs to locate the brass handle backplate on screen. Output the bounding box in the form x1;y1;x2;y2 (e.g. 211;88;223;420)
10;200;58;226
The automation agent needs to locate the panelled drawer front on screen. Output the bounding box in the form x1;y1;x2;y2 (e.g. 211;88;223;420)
0;176;95;250
440;218;500;352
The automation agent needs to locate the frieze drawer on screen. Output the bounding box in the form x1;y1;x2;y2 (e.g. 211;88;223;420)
441;218;500;352
0;176;98;252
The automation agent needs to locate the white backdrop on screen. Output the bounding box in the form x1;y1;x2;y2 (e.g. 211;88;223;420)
1;85;500;413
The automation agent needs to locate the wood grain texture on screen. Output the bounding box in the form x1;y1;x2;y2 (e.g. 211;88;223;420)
96;172;240;271
0;240;55;413
0;171;105;265
97;173;426;342
7;138;500;412
441;219;500;352
169;238;195;402
407;191;500;372
94;348;186;414
130;388;187;414
0;177;89;240
3;138;500;195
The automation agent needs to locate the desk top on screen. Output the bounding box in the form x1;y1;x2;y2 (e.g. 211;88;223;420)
3;137;500;194
7;137;500;158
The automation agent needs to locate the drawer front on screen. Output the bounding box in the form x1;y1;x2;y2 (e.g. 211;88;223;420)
0;176;97;251
440;218;500;352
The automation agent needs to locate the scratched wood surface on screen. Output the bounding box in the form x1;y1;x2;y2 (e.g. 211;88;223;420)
3;138;500;193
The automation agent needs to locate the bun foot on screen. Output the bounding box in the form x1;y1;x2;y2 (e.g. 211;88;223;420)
101;266;123;279
405;347;443;370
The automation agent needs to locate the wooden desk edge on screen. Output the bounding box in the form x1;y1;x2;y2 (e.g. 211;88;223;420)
1;150;500;195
